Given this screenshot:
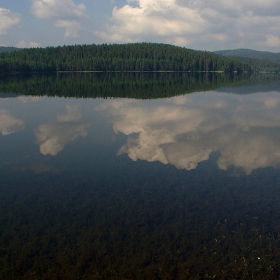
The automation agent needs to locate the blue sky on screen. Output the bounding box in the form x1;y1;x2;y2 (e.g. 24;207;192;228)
1;0;280;52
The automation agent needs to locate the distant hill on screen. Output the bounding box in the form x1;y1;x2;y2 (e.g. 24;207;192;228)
0;46;20;53
214;49;280;72
214;49;280;63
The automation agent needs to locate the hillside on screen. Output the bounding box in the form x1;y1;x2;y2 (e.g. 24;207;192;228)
214;49;280;72
0;46;20;53
0;43;251;73
214;49;280;63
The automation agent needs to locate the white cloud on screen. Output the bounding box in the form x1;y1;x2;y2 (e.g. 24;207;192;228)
31;0;87;37
31;0;87;19
0;8;21;35
54;20;81;37
265;35;280;47
0;109;25;135
214;33;228;43
94;0;280;50
94;0;207;42
16;40;41;48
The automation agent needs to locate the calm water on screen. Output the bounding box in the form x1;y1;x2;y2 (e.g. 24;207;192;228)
1;74;280;279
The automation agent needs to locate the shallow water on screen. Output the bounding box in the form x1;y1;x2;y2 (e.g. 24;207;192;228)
1;74;280;279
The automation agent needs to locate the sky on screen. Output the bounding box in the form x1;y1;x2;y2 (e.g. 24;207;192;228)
1;0;280;52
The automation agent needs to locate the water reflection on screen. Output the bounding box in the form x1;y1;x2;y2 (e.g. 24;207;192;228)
2;76;280;279
35;105;89;156
0;109;25;135
97;90;280;175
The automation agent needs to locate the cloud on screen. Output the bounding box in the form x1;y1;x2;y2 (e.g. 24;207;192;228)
94;0;280;51
16;40;41;48
31;0;87;19
265;35;280;47
0;8;21;35
0;109;25;135
96;90;280;174
94;0;207;42
54;20;81;37
31;0;87;37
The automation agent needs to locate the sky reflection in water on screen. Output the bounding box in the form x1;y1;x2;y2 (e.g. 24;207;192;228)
96;89;280;175
1;86;280;175
2;80;280;279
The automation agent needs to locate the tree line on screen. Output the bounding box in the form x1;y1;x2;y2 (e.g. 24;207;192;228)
0;43;252;73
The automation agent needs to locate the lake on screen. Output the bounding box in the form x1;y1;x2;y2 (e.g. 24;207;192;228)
1;73;280;279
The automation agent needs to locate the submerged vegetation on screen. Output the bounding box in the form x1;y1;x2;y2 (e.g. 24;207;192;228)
0;43;252;73
1;152;280;279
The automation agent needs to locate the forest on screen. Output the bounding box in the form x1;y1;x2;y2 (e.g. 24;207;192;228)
235;57;280;73
0;43;252;73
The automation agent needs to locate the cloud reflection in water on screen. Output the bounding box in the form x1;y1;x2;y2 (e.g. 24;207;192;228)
35;105;89;156
96;90;280;174
0;109;25;135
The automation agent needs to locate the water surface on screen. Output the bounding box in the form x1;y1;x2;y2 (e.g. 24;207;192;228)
1;74;280;279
